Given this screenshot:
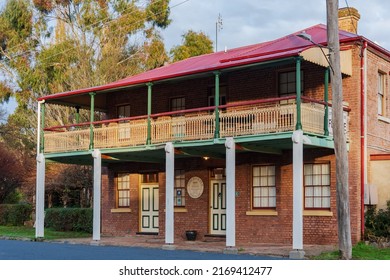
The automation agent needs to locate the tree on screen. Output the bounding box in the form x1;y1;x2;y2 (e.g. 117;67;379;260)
0;142;26;203
326;0;352;259
0;0;172;152
170;30;213;62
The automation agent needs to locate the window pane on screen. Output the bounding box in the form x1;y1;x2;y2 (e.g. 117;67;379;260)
305;186;313;196
322;186;330;197
253;187;261;196
269;187;276;197
280;84;287;94
260;176;268;186
260;187;268;196
305;197;313;208
268;176;275;186
253;197;260;208
280;73;287;83
269;197;276;207
314;197;322;207
287;83;295;93
322;197;330;208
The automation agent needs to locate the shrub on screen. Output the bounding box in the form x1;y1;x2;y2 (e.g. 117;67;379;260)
365;200;390;241
45;208;93;233
0;204;32;226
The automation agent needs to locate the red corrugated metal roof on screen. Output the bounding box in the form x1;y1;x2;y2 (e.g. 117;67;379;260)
39;24;372;102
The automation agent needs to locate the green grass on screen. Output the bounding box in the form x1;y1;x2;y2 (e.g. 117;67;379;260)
0;226;91;240
313;242;390;260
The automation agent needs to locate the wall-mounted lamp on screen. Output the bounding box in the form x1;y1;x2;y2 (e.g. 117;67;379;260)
203;156;210;160
296;31;334;74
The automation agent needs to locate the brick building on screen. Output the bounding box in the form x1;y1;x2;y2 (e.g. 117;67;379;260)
35;8;390;255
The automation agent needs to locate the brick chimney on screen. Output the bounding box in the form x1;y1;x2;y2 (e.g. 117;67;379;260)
338;7;360;34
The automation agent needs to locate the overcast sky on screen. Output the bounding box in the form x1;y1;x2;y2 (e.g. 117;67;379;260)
163;0;390;52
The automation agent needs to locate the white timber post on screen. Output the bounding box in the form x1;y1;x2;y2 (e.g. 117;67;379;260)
92;149;102;241
290;130;305;259
225;137;236;249
165;142;175;245
35;153;45;238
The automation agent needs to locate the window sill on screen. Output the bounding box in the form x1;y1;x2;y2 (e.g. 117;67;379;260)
164;208;188;213
111;208;132;213
378;115;390;123
246;210;278;216
303;210;333;217
174;207;188;213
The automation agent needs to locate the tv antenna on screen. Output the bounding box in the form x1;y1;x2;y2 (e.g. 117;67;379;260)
215;13;223;52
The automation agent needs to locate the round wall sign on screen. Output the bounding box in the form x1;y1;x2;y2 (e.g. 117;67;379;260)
187;176;204;199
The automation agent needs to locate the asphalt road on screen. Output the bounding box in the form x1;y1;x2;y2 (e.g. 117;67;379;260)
0;239;285;260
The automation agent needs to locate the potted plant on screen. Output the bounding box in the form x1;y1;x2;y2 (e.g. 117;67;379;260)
185;230;197;241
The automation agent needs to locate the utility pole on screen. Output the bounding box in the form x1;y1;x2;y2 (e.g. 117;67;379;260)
326;0;352;259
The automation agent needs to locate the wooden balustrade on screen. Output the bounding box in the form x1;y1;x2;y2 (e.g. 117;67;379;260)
43;99;331;153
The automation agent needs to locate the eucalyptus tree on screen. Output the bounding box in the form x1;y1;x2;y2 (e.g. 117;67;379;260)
0;0;171;152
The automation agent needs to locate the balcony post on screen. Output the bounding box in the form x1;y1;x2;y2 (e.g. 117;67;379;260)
214;71;220;139
147;83;153;145
324;67;330;136
89;92;96;150
295;57;302;130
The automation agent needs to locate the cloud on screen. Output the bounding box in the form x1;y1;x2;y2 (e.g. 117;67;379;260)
163;0;390;52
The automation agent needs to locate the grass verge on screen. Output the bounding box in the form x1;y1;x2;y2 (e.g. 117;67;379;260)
0;225;91;240
313;242;390;260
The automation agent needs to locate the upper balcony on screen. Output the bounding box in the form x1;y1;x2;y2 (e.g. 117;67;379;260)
42;96;344;154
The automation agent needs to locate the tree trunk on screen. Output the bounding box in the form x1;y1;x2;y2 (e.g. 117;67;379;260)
326;0;352;259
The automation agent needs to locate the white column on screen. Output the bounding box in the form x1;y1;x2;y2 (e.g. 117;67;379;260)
92;149;102;241
165;142;174;244
225;137;236;248
35;153;45;238
292;130;304;250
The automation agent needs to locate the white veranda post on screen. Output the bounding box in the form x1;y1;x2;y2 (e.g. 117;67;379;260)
35;153;45;238
225;137;236;248
92;149;102;241
165;142;175;245
290;129;307;259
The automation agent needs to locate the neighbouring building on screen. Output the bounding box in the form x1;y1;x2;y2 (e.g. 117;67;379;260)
35;8;390;255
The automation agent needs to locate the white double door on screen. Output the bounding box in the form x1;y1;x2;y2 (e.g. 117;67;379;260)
140;184;159;233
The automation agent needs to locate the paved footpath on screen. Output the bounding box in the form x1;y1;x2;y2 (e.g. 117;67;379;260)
0;239;285;260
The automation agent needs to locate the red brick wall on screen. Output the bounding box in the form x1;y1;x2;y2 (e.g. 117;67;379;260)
101;149;358;245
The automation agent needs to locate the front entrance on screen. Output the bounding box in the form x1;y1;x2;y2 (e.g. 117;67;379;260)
140;184;159;233
209;180;226;235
